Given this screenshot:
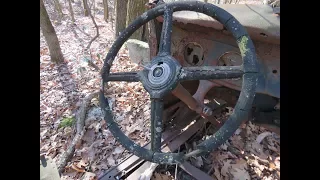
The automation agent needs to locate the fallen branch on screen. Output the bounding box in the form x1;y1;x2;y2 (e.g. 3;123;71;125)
57;91;99;174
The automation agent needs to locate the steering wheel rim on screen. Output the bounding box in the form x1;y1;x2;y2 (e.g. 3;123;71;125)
99;1;259;164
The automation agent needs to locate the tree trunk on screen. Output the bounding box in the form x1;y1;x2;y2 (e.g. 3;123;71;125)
68;0;75;24
93;0;96;17
126;0;148;40
40;0;64;64
53;0;63;20
115;0;128;38
103;0;109;22
82;0;89;16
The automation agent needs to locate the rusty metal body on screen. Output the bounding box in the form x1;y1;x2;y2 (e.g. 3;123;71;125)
147;1;280;136
100;2;280;179
148;3;280;99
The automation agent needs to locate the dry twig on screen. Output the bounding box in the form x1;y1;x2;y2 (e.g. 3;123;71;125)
57;91;99;174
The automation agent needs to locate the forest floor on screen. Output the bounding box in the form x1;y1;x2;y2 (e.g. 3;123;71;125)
40;0;280;179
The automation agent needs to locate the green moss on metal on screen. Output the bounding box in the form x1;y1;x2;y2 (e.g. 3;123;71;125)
238;36;249;55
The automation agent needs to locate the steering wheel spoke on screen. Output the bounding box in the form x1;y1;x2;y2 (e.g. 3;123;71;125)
158;7;173;55
150;98;164;152
103;71;141;82
178;66;244;81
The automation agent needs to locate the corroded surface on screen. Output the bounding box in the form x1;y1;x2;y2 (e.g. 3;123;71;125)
100;0;260;164
150;24;280;98
163;1;280;44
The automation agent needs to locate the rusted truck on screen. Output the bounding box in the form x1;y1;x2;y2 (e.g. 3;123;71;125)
99;0;280;177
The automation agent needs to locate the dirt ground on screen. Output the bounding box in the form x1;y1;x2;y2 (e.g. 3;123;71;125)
40;0;280;179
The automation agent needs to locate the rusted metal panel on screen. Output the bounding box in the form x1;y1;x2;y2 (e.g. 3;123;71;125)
179;161;214;180
172;83;203;114
127;116;205;180
162;2;280;44
149;23;280;98
146;2;280;99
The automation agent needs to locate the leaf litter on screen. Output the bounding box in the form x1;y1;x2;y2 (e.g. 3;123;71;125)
41;0;279;179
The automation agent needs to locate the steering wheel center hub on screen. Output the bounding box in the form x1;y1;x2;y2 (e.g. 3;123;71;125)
153;67;163;77
148;62;170;85
139;56;181;98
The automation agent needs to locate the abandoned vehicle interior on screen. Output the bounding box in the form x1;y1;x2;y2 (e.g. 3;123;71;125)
98;1;280;179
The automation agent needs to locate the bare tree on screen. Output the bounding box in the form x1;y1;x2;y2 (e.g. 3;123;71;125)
40;0;64;64
53;0;63;20
90;0;96;17
82;0;99;50
68;0;75;24
103;0;109;22
82;0;90;16
83;0;100;71
115;0;128;37
126;0;148;40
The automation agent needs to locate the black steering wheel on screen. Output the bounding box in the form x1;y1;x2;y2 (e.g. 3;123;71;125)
99;1;259;164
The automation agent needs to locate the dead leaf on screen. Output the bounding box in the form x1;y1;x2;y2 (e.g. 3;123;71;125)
46;148;58;159
107;155;116;166
89;122;101;133
213;166;223;180
232;158;247;169
230;135;244;150
113;146;124;155
274;157;280;169
100;120;106;127
50;133;60;142
152;173;172;180
82;129;95;144
71;163;86;173
64;127;73;136
235;128;242;135
229;167;250;180
40;129;49;137
90;163;99;172
212;151;229;163
220;143;228;151
256;132;272;144
267;145;279;153
192;156;203;168
117;97;126;102
247;158;265;171
78;159;89;168
249;142;268;159
81;172;97;180
253;167;262;177
221;159;231;178
61;171;78;180
126;105;132;112
269;162;276;170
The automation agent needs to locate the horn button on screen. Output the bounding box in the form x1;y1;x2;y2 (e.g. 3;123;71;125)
139;56;181;98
